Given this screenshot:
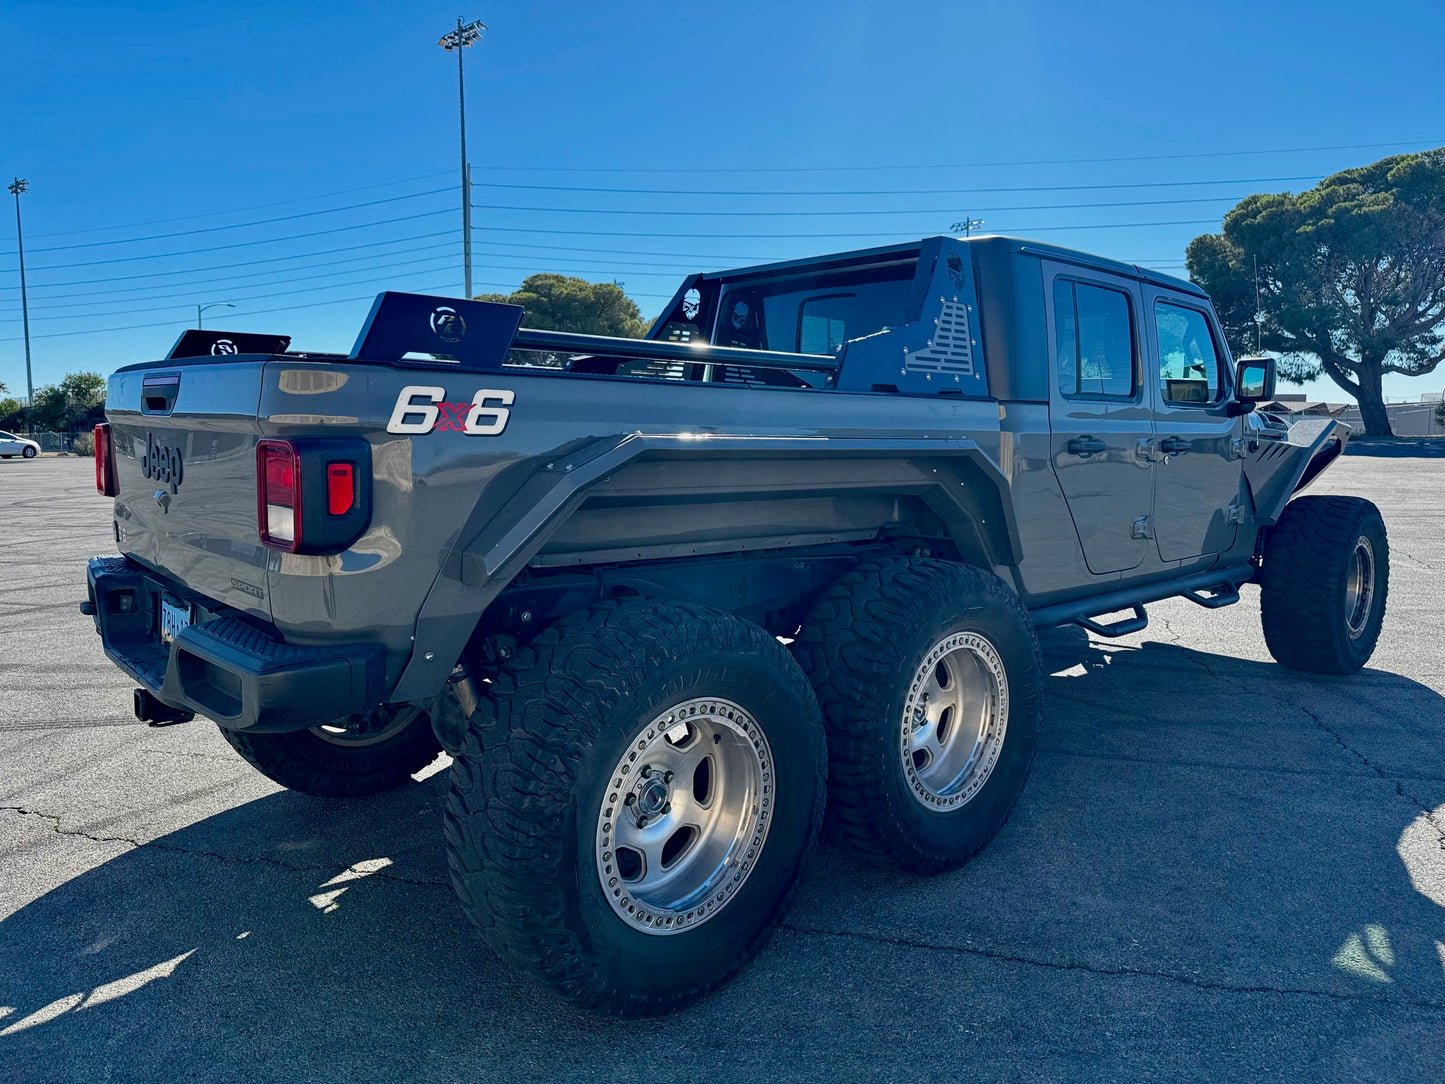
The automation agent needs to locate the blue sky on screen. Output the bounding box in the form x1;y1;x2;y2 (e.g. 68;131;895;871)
3;0;1444;403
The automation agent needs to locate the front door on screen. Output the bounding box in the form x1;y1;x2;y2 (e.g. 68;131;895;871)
1143;291;1241;564
1045;264;1154;575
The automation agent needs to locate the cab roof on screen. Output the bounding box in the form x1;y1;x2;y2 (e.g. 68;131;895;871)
704;234;1205;298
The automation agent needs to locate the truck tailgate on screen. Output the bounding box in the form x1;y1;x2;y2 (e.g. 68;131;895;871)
106;359;272;618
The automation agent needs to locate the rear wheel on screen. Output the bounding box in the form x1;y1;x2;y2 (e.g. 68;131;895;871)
1260;495;1389;673
219;704;442;797
794;558;1042;875
444;599;825;1015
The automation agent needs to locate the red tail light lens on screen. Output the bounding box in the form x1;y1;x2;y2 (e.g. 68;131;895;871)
257;440;300;551
94;423;117;497
326;462;355;516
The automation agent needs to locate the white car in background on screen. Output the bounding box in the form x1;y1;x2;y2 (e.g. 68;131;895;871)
0;431;40;458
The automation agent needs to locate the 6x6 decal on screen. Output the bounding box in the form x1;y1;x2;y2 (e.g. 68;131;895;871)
386;385;514;436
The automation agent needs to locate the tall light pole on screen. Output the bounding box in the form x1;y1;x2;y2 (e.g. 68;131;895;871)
950;217;985;237
438;17;486;299
8;178;33;405
197;301;235;329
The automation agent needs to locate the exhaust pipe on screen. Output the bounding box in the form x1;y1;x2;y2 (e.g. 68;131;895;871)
133;688;195;727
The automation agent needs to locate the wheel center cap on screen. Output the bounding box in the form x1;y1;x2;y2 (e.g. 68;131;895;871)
636;779;669;817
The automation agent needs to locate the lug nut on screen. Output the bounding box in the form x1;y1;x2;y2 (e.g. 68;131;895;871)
624;793;636;806
662;802;671;815
640;765;652;778
663;771;674;784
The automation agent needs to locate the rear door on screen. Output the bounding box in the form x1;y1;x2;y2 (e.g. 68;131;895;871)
1142;291;1241;564
106;359;273;617
1044;263;1154;575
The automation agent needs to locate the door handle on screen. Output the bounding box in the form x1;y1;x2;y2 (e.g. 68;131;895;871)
1160;436;1192;456
1067;436;1108;457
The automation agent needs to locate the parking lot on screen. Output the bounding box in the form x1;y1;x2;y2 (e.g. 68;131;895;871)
2;452;1443;1082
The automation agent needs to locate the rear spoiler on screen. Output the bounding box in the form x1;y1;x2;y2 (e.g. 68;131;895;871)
167;291;838;377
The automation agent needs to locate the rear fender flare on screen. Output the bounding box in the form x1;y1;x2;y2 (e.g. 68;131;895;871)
389;434;1021;701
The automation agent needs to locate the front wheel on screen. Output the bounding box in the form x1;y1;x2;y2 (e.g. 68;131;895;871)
218;704;442;796
21;446;36;458
794;558;1042;875
1259;495;1389;673
444;600;826;1016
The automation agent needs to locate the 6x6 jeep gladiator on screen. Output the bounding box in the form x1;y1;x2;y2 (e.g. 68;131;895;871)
84;234;1388;1015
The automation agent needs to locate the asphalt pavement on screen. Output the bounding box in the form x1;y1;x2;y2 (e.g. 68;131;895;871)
2;454;1443;1083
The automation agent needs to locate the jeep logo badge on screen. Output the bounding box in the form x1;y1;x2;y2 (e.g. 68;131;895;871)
143;432;184;494
429;306;466;344
211;338;238;355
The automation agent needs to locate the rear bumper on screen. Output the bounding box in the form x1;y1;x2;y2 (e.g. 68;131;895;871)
85;555;384;733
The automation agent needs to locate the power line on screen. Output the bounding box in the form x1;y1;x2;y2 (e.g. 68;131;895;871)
1;240;461;302
468;139;1443;174
24;170;454;240
3;208;456;273
465;196;1242;218
7;258;465;323
0;187;453;257
15;253;464;316
467;175;1323;197
0;230;457;292
0;279;673;344
458;219;1222;239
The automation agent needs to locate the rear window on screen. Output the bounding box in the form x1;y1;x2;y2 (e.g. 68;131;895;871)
1054;279;1136;399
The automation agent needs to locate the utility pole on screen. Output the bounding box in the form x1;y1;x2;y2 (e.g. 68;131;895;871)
439;17;487;298
950;217;985;238
8;178;33;404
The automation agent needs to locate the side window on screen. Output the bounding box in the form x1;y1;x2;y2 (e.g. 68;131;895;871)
1156;302;1222;404
1054;279;1135;398
797;294;857;354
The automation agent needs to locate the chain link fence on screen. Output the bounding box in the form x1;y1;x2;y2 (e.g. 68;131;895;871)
13;430;93;454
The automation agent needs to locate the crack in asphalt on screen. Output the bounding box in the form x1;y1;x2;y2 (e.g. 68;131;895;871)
10;798;1440;1015
781;923;1445;1012
1161;634;1445;857
0;804;451;889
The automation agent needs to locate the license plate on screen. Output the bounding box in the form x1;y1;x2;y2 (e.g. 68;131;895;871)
159;597;193;646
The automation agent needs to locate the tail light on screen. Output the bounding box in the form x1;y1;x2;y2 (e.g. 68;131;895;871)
257;438;370;554
257;440;300;550
94;423;117;497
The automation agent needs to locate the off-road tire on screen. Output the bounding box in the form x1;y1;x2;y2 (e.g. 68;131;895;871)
794;558;1042;875
1260;495;1389;674
219;706;442;797
443;599;826;1016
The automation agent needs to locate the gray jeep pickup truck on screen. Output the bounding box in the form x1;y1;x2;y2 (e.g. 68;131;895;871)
84;234;1387;1015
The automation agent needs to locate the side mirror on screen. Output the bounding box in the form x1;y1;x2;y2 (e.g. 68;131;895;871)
1235;356;1276;402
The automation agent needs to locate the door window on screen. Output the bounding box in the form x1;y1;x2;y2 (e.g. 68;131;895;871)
1155;302;1222;405
1054;280;1136;399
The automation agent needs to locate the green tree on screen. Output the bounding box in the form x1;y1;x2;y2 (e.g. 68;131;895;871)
1435;398;1445;431
474;274;651;338
0;398;21;427
1186;147;1445;436
29;371;106;431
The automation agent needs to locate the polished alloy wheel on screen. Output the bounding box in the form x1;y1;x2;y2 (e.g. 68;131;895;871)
596;697;772;935
900;631;1009;811
311;705;423;748
1344;535;1376;640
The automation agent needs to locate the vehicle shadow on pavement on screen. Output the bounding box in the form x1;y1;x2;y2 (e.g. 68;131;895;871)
2;634;1444;1080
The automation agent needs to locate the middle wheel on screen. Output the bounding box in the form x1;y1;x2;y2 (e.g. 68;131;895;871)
794;558;1043;874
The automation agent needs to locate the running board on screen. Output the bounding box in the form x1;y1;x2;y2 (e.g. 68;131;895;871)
1073;605;1147;638
1029;563;1255;632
